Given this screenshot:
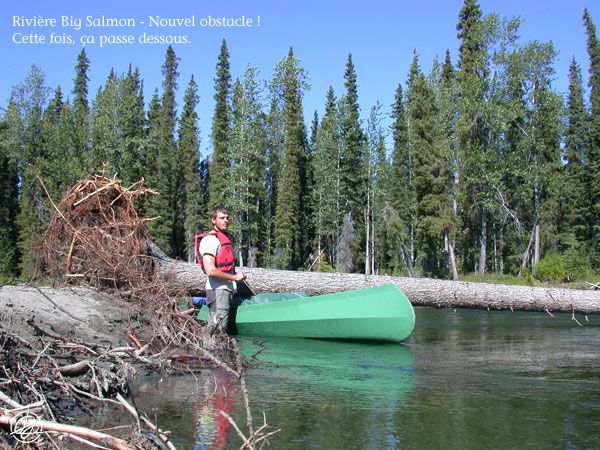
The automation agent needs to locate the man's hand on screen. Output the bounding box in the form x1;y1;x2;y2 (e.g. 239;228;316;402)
234;269;246;282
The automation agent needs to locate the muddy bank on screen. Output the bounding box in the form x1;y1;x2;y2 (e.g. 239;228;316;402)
0;284;140;345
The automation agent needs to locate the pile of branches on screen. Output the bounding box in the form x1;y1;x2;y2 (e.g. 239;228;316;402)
0;305;260;448
0;325;175;449
38;172;157;292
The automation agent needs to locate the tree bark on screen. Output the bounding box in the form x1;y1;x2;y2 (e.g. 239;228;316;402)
147;242;600;314
478;206;487;274
447;233;459;281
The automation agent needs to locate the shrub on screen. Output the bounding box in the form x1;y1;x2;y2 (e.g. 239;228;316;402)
533;253;566;282
314;255;335;273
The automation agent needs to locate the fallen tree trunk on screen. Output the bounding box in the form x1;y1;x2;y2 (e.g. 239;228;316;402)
147;243;600;315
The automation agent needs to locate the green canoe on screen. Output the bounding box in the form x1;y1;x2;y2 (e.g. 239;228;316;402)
196;283;415;342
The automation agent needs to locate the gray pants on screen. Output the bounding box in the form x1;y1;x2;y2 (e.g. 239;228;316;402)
206;289;234;333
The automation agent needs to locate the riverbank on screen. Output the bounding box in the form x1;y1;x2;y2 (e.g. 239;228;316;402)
0;284;139;344
0;284;225;449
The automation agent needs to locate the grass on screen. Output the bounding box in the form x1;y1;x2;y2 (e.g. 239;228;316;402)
459;273;534;286
459;272;600;289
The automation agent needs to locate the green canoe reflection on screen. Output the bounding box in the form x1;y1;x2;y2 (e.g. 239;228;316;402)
239;336;415;408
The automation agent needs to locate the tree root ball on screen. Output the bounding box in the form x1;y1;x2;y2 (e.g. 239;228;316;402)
38;172;158;291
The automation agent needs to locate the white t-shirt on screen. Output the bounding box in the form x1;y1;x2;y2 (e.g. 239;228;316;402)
198;233;236;292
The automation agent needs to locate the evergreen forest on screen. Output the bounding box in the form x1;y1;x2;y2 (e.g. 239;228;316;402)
1;0;599;283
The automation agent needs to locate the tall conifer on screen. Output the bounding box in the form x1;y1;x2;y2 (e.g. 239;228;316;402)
408;55;452;277
72;49;91;174
119;66;146;184
91;70;120;172
437;50;460;279
456;0;491;274
338;54;366;272
388;83;415;275
313;87;342;267
179;76;204;262
561;58;589;248
146;46;180;256
39;87;77;204
272;48;308;269
365;102;389;274
209;39;232;211
583;8;600;267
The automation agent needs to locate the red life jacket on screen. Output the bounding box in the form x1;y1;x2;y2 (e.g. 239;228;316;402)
194;230;235;274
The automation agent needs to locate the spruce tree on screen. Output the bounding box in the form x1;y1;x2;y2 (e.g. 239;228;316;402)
72;49;91;174
437;49;460;279
561;58;589;249
408;54;452;277
313;87;342;267
263;98;282;266
456;0;491;274
309;111;320;261
272;48;308;269
583;8;600;268
91;70;120;172
208;39;232;211
298;103;314;268
38;86;80;207
146;46;180;256
178;76;204;262
388;83;415;276
365;102;389;275
139;89;162;218
338;54;366;272
119;66;146;185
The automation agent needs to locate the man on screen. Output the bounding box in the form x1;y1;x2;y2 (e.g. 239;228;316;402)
198;206;246;333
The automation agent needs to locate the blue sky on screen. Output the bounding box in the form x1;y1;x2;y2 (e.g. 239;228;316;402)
1;1;598;156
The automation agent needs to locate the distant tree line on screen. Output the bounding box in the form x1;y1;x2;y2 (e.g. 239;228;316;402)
1;0;599;281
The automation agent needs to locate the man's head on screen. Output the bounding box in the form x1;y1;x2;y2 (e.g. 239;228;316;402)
211;205;230;232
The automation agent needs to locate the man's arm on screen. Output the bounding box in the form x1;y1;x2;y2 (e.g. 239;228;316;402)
202;253;246;282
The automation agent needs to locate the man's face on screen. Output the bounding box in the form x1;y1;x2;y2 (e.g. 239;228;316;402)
212;212;230;232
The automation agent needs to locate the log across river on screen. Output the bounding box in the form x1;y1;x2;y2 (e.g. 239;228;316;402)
148;243;600;315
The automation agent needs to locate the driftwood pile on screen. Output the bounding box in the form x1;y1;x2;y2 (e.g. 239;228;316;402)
0;172;279;448
38;173;156;291
0;325;174;449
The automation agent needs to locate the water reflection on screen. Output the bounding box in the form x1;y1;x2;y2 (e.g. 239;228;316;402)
242;337;414;409
192;370;236;449
236;338;415;450
130;338;414;449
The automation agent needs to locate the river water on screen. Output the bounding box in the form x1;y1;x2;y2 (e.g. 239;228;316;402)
125;307;600;449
